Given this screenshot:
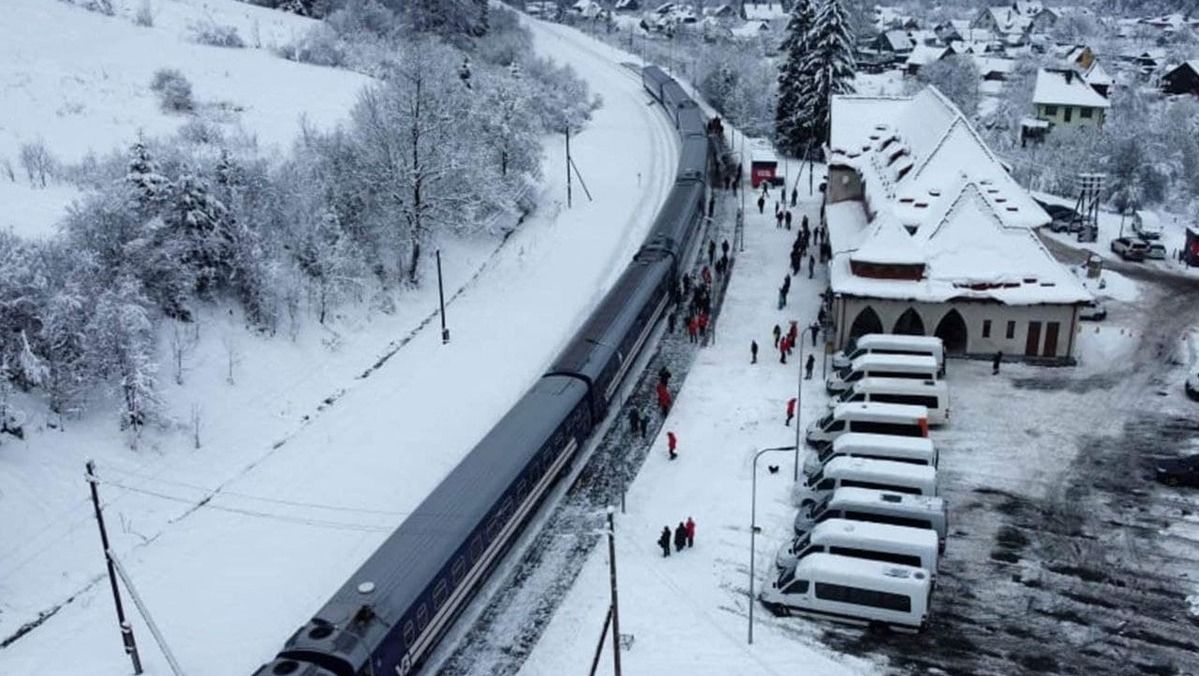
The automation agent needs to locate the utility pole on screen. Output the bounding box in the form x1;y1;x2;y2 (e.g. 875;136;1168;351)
566;127;573;209
86;461;143;675
437;250;449;344
606;507;623;676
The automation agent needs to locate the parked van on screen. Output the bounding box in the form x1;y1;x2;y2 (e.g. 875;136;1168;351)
806;402;929;448
832;334;945;373
828;377;951;425
826;355;940;394
805;433;938;477
794;487;949;553
798;457;938;507
759;553;932;632
774;518;940;576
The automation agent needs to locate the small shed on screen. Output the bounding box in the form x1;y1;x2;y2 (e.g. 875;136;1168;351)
748;139;779;188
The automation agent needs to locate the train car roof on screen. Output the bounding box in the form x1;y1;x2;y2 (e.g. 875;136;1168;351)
677;107;708;138
642;64;671;84
309;375;589;632
676;136;708;181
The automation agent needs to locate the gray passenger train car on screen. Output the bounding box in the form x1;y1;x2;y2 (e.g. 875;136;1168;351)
641;64;671;102
677;106;708;138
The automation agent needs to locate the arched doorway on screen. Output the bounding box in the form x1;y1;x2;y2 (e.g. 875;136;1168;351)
892;308;926;335
848;306;883;341
933;309;968;354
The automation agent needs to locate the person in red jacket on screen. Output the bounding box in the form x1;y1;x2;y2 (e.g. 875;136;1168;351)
779;335;789;364
685;516;695;547
667;431;678;460
657;382;672;415
785;397;797;426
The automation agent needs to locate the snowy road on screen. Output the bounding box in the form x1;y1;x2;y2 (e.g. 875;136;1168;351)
0;15;679;676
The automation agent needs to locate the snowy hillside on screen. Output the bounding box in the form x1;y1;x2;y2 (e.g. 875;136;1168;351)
0;0;370;237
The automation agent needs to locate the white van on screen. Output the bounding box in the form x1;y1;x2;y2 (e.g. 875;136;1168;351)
759;553;932;632
826;355;940;394
774;518;940;576
805;402;929;448
832;334;945;372
795;487;948;552
828;377;951;425
805;433;938;477
798;457;938;507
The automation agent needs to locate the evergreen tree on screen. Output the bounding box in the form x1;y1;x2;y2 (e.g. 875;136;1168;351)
166;173;233;297
776;0;817;157
126;141;170;216
796;0;856;150
86;275;160;439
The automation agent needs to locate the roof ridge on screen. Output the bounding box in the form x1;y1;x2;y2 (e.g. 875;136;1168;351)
926;181;1007;240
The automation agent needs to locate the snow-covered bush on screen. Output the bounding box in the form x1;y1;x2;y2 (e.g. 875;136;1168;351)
58;0;114;16
274;24;348;68
915;55;980;118
150;68;195;113
189;20;246;48
18;141;56;188
134;0;154;27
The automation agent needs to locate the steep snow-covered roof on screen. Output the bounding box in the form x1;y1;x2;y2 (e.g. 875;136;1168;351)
973;55;1015;76
825;86;1088;306
1083;62;1113;86
1032;68;1110;107
905;44;949;67
880;30;914;51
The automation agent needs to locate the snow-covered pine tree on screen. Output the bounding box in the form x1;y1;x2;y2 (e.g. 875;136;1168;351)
0;357;23;441
86;275;160;438
776;0;817;157
166;173;233;297
126;141;170;216
41;287;90;421
796;0;856;150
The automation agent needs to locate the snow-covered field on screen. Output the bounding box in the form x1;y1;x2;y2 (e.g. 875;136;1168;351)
0;14;679;676
0;0;369;237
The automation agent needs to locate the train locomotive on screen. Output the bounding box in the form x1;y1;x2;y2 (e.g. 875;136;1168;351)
253;64;714;676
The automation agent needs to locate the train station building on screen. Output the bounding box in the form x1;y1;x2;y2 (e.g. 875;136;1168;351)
822;86;1091;363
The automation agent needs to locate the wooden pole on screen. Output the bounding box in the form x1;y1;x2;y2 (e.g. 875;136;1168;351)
87;461;143;674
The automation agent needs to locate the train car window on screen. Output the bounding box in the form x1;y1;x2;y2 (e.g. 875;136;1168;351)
433;579;448;607
488;515;501;541
471;535;482;561
502;497;514;519
518;478;529;499
452;558;466;585
402;621;415;648
417;604;429;631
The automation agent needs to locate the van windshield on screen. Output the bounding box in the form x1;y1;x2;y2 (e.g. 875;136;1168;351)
834;388;856;404
809;493;833;519
806;470;824;488
815;414;833;429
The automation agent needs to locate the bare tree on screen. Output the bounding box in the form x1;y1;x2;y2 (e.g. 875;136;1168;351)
190;404;202;449
19;141;55;188
169;320;198;385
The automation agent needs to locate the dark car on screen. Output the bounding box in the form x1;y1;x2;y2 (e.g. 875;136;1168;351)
1155;455;1199;487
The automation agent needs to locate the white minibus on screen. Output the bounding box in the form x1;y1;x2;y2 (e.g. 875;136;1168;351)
794;487;949;553
805;433;938;476
828;377;951;425
773;518;940;576
759;553;932;632
826;354;940;394
805;402;929;448
798;457;938;507
832;334;945;373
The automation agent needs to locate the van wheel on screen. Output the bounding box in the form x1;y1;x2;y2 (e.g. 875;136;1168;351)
765;602;787;618
868;621;890;635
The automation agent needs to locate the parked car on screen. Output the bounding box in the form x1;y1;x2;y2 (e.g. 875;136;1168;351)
1079;300;1107;321
1044;204;1082;232
1145;242;1167;260
1110;237;1148;261
1186;372;1199;400
1154;455;1199;487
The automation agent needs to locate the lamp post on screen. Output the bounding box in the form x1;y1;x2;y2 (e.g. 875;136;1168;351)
793;324;819;481
436;250;449;344
749;445;797;645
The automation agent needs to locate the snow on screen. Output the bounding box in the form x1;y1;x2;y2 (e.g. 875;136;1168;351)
0;0;370;236
0;16;681;676
0;181;80;239
518;173;880;676
1032;68;1111;108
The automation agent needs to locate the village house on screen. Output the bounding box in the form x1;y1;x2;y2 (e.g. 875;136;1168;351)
823;87;1091;362
970;5;1034;45
1162;61;1199;96
1030;67;1110;129
873;30;915;56
904;44;951;77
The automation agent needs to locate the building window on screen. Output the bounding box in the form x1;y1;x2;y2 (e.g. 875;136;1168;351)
982;320;992;338
1044;104;1058;116
1006;321;1016;339
1080;107;1093;119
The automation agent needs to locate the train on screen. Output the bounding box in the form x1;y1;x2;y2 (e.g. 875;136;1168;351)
252;64;713;676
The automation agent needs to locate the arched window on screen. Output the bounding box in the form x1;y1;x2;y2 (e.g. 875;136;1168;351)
848;306;884;341
933;309;968;354
892;308;926;336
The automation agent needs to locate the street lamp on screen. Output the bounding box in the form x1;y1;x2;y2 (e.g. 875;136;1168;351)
749;445;797;645
436;249;449;344
793;323;820;481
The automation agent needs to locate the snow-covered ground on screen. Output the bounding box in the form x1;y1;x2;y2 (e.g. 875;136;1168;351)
0;0;369;237
0;16;679;676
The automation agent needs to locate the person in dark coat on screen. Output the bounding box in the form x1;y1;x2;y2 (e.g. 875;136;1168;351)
707;195;715;218
757;194;765;214
708;240;716;266
685;517;696;548
683;272;692;297
772;324;782;347
751;340;758;364
785;210;792;230
658;527;672;557
629;408;640;436
778;286;786;310
782;275;791;295
801;214;809;232
776;210;784;228
791;187;798;206
992;351;1003;375
668;311;677;334
810;322;820;347
659;366;672;387
808;254;815;279
674;522;687;552
805;354;815;379
721;239;730;257
791;249;802;276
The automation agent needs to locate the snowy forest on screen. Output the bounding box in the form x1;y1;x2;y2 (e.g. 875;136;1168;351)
0;0;598;443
